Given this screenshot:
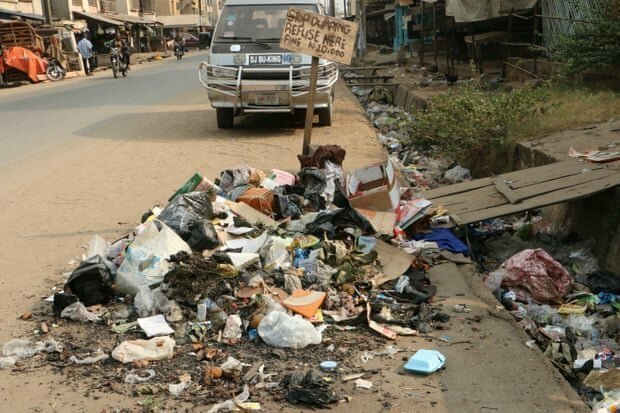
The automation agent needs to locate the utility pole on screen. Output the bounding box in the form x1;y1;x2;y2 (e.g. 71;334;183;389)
42;0;53;25
329;0;335;16
197;0;202;31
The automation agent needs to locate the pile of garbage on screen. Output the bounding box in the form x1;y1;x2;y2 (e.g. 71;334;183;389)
3;145;466;410
474;226;620;411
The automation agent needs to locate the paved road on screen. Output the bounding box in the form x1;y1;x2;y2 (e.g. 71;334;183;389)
0;51;209;167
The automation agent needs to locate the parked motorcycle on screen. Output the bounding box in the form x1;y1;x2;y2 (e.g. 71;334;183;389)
175;44;184;61
110;47;127;78
45;58;66;81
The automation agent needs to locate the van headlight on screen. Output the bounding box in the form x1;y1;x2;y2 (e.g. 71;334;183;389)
233;54;245;65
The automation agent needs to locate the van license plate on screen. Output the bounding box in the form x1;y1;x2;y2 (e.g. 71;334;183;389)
249;55;282;64
255;94;279;105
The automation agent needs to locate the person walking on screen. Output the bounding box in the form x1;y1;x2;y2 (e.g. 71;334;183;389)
77;33;94;76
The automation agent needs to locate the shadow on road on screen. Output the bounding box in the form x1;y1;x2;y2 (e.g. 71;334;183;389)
74;110;308;141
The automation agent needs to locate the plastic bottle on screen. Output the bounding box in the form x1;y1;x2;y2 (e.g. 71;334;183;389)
293;248;305;268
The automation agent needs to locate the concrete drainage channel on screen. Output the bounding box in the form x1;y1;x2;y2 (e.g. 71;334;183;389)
347;74;620;412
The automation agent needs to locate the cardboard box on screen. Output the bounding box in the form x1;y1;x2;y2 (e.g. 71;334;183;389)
346;160;400;211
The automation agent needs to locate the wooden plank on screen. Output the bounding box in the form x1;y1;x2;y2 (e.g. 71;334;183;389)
457;172;620;224
345;75;395;80
508;167;613;203
345;82;400;87
423;177;494;199
494;179;521;204
429;184;508;212
499;160;605;190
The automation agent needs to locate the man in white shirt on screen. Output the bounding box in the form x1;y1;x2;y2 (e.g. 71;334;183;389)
77;33;94;76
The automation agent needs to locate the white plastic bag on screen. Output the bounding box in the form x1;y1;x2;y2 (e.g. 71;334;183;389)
257;311;322;349
115;221;191;295
111;336;175;363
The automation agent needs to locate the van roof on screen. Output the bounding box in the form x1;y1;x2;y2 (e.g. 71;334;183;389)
223;0;321;5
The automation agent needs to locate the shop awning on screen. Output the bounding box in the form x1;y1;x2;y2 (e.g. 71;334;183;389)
72;11;122;26
0;7;44;22
104;13;162;25
158;15;199;28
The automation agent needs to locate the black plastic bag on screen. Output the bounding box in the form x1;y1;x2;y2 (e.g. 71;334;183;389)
281;370;340;408
64;255;113;306
584;270;620;294
298;168;327;210
186;221;219;250
306;207;375;239
159;191;219;251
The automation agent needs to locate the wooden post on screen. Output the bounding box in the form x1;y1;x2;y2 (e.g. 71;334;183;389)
433;3;437;63
420;1;425;66
302;56;319;156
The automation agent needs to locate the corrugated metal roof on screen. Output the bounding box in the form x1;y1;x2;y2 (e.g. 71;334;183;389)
72;11;122;26
104;13;162;24
157;14;199;28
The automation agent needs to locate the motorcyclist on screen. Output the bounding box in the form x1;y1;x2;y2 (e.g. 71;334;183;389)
174;34;185;55
111;33;130;69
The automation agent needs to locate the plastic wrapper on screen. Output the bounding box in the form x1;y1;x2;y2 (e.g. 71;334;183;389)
61;302;102;322
134;286;171;317
498;249;573;304
257;311;322;349
111;337;175;363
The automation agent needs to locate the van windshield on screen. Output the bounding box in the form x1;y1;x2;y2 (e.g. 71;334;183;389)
215;4;319;42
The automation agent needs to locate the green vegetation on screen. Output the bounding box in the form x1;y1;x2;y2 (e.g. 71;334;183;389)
404;84;550;161
552;4;620;76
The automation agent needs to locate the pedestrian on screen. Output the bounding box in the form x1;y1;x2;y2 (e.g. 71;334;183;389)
77;33;94;76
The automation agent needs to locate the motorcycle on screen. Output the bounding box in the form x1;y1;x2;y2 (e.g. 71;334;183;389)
174;44;184;60
110;47;127;78
45;58;66;81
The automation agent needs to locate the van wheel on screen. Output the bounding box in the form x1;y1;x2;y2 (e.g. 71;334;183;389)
216;108;234;129
318;98;332;127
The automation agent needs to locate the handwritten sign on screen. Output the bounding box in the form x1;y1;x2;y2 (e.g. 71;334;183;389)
280;8;358;65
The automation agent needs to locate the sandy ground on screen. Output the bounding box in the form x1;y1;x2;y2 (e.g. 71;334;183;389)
0;59;586;412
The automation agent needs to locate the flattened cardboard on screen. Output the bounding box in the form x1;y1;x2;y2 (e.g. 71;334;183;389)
226;200;278;228
355;208;397;234
371;240;414;287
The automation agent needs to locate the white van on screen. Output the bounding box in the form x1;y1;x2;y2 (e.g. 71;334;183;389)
199;0;338;129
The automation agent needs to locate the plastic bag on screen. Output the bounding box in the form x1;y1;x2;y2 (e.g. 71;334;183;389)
61;302;102;322
186;220;219;251
262;242;292;271
115;221;191;296
564;314;596;335
444;165;471;184
484;270;505;292
159;192;218;250
111;336;175;363
526;303;558;325
499;249;573;304
2;338;63;360
134;286;171;318
65;255;113;306
257;311;321;349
